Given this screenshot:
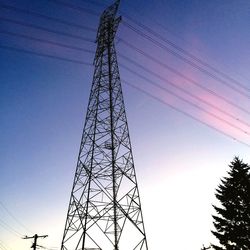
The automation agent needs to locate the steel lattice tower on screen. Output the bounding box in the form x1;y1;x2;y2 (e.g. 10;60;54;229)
61;1;148;249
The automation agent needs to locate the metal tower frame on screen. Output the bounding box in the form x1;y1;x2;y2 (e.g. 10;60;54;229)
61;1;148;249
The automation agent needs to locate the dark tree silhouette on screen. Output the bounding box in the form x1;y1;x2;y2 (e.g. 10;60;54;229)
211;157;250;250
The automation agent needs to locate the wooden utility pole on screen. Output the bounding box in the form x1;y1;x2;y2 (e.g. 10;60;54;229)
23;234;48;250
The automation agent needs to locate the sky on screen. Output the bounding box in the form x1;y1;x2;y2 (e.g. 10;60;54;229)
0;0;250;249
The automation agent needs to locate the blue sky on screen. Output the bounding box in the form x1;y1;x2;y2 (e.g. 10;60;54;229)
0;0;250;249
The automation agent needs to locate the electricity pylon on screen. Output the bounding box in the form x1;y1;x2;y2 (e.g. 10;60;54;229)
61;1;148;249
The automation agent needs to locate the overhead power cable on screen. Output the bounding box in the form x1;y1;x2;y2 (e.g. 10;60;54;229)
0;241;10;250
3;3;247;115
0;245;8;250
0;218;23;237
68;0;250;91
123;80;250;148
122;22;250;98
83;0;107;8
2;30;248;132
122;17;250;93
0;201;33;234
0;45;93;65
46;0;249;95
1;44;249;148
119;6;196;53
56;0;249;94
0;3;96;32
47;0;99;16
0;17;94;43
0;30;95;54
4;3;246;128
83;0;250;85
120;63;249;135
120;54;250;129
118;38;250;115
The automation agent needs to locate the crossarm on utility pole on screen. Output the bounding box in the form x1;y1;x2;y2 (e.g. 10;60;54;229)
23;234;48;250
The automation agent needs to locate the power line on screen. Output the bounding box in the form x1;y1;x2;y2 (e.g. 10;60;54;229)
0;30;95;54
0;218;23;237
123;80;250;148
0;245;8;250
0;243;9;250
118;38;250;115
0;241;11;250
42;247;58;250
0;3;96;32
119;5;196;53
0;240;12;250
121;17;250;93
120;63;249;136
0;17;94;43
46;0;249;96
5;0;246;102
0;45;93;65
83;0;107;8
47;0;99;16
119;2;250;83
79;0;250;86
119;54;250;128
3;29;248;131
0;201;33;234
1;43;249;147
3;23;248;129
122;21;250;99
55;0;249;95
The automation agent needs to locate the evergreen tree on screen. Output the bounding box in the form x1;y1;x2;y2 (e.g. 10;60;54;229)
211;157;250;250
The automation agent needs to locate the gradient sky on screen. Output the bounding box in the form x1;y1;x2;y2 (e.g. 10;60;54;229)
1;0;250;250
